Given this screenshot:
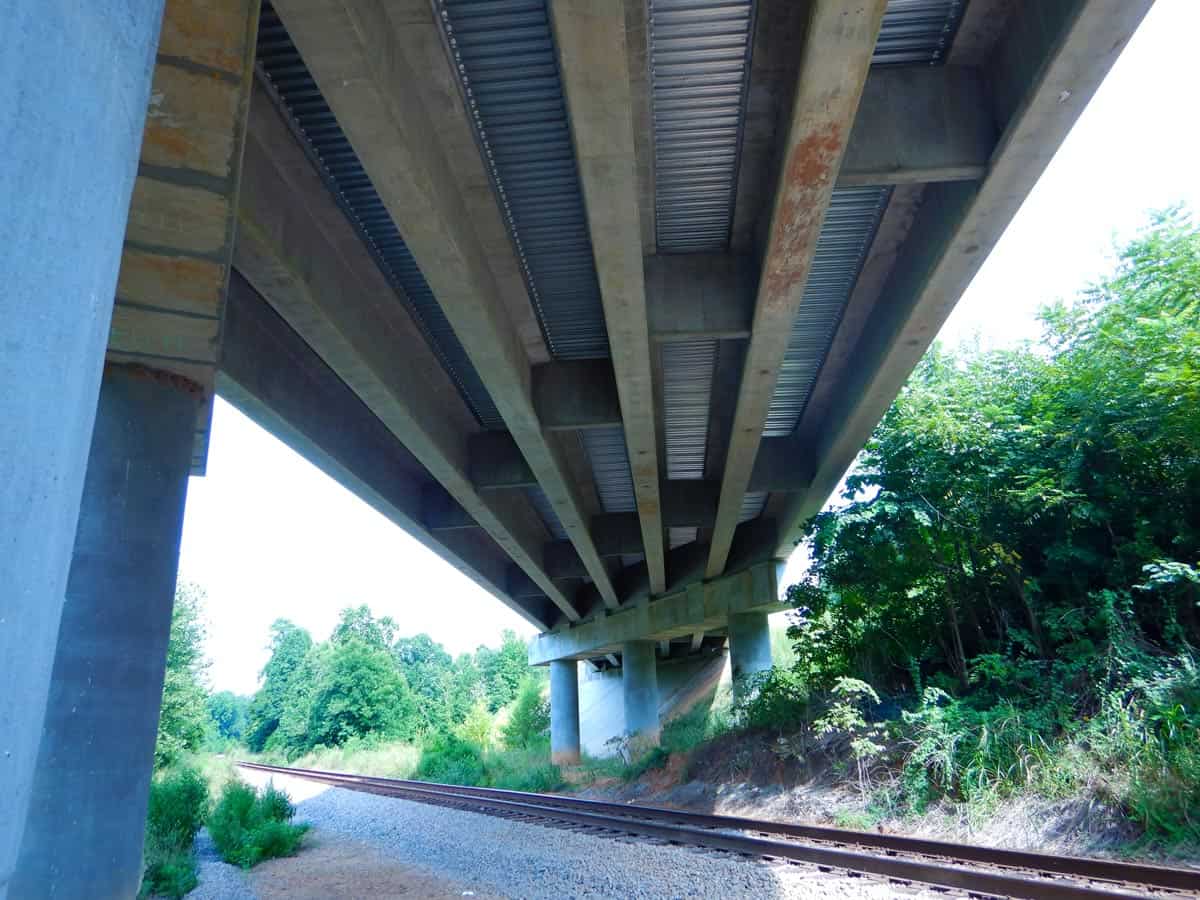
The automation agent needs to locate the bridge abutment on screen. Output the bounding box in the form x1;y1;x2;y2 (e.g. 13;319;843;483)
11;365;199;898
549;659;581;764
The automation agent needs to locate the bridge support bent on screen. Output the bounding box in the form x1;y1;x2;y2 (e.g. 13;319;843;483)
0;2;166;889
622;642;661;750
549;659;581;764
728;611;773;700
11;366;199;898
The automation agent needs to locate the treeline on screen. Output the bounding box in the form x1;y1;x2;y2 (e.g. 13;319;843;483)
243;606;543;757
748;211;1200;841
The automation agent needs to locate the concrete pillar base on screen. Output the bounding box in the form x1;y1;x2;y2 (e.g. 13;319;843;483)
549;659;581;765
622;641;661;749
11;365;199;898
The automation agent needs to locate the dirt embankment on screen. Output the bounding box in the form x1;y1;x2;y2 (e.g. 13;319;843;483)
573;730;1192;866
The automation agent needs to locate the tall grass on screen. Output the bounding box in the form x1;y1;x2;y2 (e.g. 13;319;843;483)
140;767;208;899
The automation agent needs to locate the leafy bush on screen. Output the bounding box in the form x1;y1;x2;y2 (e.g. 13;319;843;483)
140;767;209;898
208;780;307;869
734;666;811;733
416;733;486;785
501;677;550;749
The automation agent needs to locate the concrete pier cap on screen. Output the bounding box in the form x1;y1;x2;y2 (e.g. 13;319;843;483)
529;560;786;665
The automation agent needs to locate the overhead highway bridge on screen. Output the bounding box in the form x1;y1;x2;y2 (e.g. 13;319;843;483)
2;0;1151;894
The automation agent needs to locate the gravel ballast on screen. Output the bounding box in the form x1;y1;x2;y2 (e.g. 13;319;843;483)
237;768;961;899
185;829;257;900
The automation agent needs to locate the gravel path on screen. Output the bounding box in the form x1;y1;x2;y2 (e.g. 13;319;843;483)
185;829;257;900
239;768;962;899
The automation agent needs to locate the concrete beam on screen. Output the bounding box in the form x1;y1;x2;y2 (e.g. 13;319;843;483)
551;0;667;594
530;561;783;664
274;0;622;609
545;540;589;580
706;0;887;579
645;253;756;342
839;65;997;186
690;631;705;653
235;82;579;622
749;438;813;493
218;274;551;631
421;484;477;532
106;0;260;472
774;0;1153;555
470;432;537;490
592;512;645;557
661;480;719;529
533;360;622;430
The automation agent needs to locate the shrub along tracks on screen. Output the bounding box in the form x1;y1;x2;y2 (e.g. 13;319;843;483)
239;762;1200;900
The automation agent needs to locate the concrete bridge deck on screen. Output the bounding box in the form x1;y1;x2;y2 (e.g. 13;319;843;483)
2;0;1151;894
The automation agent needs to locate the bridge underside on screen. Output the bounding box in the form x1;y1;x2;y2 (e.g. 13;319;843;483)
3;0;1150;890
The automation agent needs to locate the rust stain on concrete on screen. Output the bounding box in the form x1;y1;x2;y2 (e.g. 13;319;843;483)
761;122;843;309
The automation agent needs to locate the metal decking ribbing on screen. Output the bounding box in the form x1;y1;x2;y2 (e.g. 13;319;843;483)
255;2;505;430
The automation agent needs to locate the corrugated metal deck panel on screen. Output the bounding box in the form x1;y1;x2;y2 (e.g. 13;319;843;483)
439;0;610;359
739;491;768;522
649;0;754;252
662;339;718;479
526;485;568;541
581;426;637;514
255;3;504;429
763;186;891;437
874;0;966;66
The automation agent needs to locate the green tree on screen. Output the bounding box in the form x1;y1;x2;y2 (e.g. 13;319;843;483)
792;211;1200;703
445;652;484;725
245;620;312;752
331;604;397;650
308;640;418;746
208;691;251;742
154;583;210;768
501;677;550;749
393;634;454;731
478;630;532;712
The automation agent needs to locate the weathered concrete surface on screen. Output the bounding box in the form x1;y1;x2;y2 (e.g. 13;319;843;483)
272;0;621;609
773;0;1155;557
579;651;729;757
235;82;578;621
550;660;581;764
839;66;997;186
622;642;662;749
106;0;261;472
728;611;773;700
551;0;667;595
530;561;782;664
645;254;756;342
219;275;552;630
12;366;198;898
706;0;888;580
0;3;164;892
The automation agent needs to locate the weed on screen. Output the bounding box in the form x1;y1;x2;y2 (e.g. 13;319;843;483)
207;779;307;869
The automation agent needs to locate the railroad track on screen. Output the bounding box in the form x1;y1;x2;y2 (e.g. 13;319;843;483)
239;761;1200;900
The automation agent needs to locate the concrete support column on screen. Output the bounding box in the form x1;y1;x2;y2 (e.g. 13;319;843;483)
622;641;661;750
728;611;773;700
0;3;166;890
549;659;581;765
11;366;200;898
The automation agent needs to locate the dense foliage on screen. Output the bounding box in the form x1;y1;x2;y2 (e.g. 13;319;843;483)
154;584;211;768
207;780;307;868
243;605;543;758
140;768;209;898
763;212;1200;842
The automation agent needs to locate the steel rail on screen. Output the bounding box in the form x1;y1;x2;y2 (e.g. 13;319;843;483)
239;762;1199;899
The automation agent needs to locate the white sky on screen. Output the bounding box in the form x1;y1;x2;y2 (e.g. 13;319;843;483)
182;0;1200;695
